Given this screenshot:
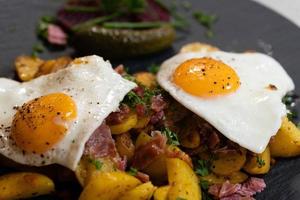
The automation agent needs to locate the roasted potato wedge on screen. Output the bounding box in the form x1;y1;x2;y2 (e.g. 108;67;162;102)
115;133;135;161
153;186;170;200
166;158;201;200
0;172;54;200
110;112;138;134
79;171;141;200
15;56;44;81
211;148;247;176
135;132;152;148
201;171;248;184
36;56;71;76
270;117;300;157
134;72;157;88
134;116;151;129
119;182;156;200
75;156;114;186
180;130;201;149
243;147;270;174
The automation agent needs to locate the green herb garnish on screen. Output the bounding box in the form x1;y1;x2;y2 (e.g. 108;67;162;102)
122;91;144;108
148;64;160;74
200;180;209;190
161;127;180;146
127;167;138;176
37;15;56;39
103;21;165;29
193;11;217;38
88;158;103;170
32;43;44;57
256;156;265;168
195;159;210;176
72;13;121;32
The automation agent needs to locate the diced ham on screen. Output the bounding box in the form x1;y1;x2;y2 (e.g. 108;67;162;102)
150;110;165;124
106;104;130;125
208;178;266;200
136;103;146;117
133;86;144;97
47;24;68;45
84;122;118;158
131;133;167;170
151;95;167;112
135;172;150;183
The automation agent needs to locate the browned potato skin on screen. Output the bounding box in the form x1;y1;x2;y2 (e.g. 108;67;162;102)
15;56;44;81
180;130;201;149
211;148;247;176
115;133;135;162
0;172;54;200
243;147;271;174
270;117;300;157
134;72;157;88
36;56;72;77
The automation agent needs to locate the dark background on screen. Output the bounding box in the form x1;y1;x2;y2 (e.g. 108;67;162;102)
0;0;300;199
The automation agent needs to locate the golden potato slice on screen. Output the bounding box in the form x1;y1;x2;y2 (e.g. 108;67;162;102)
211;148;247;176
36;56;72;76
115;133;135;161
135;132;152;148
79;171;141;200
153;186;170;200
134;72;157;88
0;172;54;200
270;117;300;157
201;171;248;184
119;182;156;200
243;147;271;174
180;42;219;53
180;131;201;149
110;112;138;134
75;156;114;186
15;56;44;81
134;116;151;129
166;158;201;200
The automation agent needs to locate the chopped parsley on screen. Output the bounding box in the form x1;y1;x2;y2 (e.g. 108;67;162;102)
88;158;103;170
148;64;160;74
37;15;56;39
127;167;138;176
282;92;299;121
161;127;180;146
193;11;217;38
256;156;266;168
195;159;210;176
200;180;210;190
31;43;44;57
122;91;144;108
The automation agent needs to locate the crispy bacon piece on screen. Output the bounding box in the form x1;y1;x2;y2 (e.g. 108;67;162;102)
84;122;118;158
208;178;266;200
131;133;167;170
106;104;130;125
136;103;146;117
135;172;150;183
151;95;167;112
150;110;164;124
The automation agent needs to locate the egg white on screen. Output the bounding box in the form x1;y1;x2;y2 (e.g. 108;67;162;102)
0;55;136;170
157;51;294;153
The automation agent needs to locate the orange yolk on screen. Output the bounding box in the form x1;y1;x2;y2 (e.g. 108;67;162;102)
173;58;240;97
11;93;77;154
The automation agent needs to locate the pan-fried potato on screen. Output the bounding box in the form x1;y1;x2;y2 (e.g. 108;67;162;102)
79;171;141;200
143;154;167;183
166;158;201;200
201;171;248;184
36;56;71;76
134;116;151;129
153;186;170;200
180;130;201;149
270;117;300;157
134;72;157;88
110;112;138;134
15;56;44;81
180;42;219;53
136;132;152;148
119;182;156;200
243;147;270;174
211;148;247;176
0;172;54;200
115;133;135;161
75;156;114;186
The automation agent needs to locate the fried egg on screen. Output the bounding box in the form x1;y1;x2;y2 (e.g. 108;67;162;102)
0;55;136;170
157;51;294;153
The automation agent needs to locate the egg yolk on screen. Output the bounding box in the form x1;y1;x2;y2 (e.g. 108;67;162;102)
173;58;240;97
11;93;77;154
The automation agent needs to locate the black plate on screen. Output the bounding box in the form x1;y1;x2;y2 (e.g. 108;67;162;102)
1;0;300;199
